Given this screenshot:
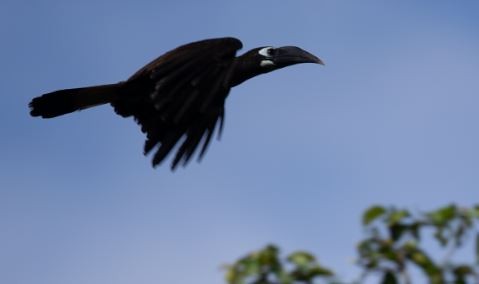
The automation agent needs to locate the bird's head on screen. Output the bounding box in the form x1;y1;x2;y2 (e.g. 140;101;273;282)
231;45;324;86
255;46;324;69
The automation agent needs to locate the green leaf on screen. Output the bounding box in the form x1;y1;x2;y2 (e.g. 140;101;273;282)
238;257;260;276
388;209;409;225
428;204;456;225
257;245;280;268
453;265;473;276
287;251;315;267
225;266;238;284
363;206;386;225
407;248;443;281
309;265;334;277
410;250;429;267
290;265;333;282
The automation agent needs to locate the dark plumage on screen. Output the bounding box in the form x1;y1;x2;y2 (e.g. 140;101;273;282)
29;37;323;169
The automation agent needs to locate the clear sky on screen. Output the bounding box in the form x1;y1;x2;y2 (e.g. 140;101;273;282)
1;0;479;283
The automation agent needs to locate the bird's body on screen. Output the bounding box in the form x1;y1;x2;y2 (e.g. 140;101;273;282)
29;37;323;169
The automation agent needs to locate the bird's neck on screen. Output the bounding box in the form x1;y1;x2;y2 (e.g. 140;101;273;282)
230;55;269;87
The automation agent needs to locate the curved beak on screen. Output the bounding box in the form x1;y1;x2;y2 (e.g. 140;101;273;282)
274;46;324;67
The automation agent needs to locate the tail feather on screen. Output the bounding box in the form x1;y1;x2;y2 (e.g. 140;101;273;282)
29;83;122;118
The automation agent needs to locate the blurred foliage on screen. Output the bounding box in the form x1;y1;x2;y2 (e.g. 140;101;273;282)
225;244;334;284
226;204;479;284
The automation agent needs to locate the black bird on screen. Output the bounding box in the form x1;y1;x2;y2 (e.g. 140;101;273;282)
29;37;323;169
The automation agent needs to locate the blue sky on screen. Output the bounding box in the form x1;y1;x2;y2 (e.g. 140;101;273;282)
1;0;479;283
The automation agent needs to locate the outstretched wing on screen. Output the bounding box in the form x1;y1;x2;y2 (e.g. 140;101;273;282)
112;37;243;169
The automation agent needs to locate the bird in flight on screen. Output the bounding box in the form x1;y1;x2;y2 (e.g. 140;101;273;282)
29;37;323;169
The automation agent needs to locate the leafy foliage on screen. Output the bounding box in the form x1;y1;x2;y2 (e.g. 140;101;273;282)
226;204;479;284
226;245;333;284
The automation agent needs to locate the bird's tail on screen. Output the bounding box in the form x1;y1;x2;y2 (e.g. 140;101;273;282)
29;83;123;118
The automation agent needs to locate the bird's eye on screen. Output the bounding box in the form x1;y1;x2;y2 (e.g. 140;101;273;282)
258;47;274;58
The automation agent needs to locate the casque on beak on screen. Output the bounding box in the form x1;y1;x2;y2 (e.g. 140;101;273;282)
274;46;324;67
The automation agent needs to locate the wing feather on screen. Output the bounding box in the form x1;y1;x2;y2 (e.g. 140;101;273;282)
112;37;242;169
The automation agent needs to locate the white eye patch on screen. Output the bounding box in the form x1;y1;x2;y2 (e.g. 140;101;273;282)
259;47;275;67
258;47;274;58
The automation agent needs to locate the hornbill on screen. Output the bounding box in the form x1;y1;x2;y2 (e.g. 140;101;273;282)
29;37;323;169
